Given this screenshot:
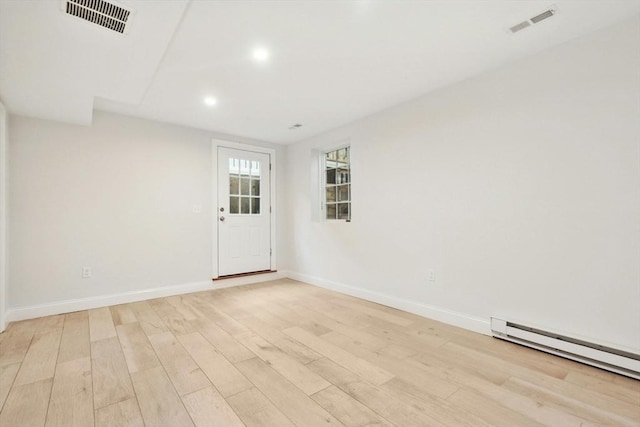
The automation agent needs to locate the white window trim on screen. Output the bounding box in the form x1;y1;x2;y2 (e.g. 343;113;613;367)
211;139;277;278
319;141;351;223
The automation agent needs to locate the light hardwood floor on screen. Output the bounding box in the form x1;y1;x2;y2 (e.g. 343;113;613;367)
0;278;638;426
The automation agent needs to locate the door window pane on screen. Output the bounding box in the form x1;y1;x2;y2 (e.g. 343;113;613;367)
251;179;260;196
251;161;260;177
230;196;239;214
241;197;250;214
230;176;239;195
240;177;250;195
251;197;260;214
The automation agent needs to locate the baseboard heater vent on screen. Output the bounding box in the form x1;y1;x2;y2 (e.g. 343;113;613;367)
490;317;640;380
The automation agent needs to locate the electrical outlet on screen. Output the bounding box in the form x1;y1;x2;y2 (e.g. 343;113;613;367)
427;269;436;282
82;266;92;278
192;204;202;214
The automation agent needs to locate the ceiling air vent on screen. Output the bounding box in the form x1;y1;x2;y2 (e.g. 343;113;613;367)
509;5;557;34
65;0;131;34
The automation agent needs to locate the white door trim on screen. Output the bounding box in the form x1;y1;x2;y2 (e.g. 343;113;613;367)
0;100;8;332
211;139;277;278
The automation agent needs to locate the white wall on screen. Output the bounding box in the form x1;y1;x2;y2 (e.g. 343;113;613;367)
284;16;640;351
0;100;7;331
8;111;285;315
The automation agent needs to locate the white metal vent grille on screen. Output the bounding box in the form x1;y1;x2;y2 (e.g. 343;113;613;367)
509;5;557;34
65;0;131;34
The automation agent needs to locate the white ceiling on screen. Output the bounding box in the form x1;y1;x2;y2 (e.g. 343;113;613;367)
1;1;639;144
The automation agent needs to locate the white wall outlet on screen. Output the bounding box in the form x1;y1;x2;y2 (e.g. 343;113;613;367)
82;266;92;278
427;269;436;282
192;204;202;214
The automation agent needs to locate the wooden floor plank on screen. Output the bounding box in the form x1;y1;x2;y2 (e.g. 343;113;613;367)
131;366;194;427
283;326;394;386
181;386;245;427
128;301;168;337
45;357;94;427
235;357;342;426
57;311;90;364
0;378;52;427
91;336;135;409
13;324;63;386
0;363;20;411
238;333;330;395
194;318;255;364
148;331;211;396
116;322;160;373
89;307;117;342
149;298;199;336
227;387;295;427
311;385;394;427
95;398;144;427
0;319;39;367
447;388;544;427
110;305;138;327
178;331;252;398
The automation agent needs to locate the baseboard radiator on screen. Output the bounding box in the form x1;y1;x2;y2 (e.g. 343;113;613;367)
490;317;640;380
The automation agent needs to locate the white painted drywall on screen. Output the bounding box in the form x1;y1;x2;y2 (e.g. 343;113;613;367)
7;111;285;312
0;100;7;331
284;16;640;351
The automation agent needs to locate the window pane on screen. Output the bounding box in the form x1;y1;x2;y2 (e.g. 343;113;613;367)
326;169;336;185
336;168;349;184
229;176;239;195
251;178;260;196
240;160;250;175
241;197;250;214
326;186;336;203
240;177;250;195
326;204;337;220
251;161;260;177
229;158;239;174
230;196;239;214
337;148;349;164
338;203;349;220
251;197;260;214
338;184;349;201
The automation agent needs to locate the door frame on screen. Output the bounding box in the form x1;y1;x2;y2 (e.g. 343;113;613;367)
212;139;277;279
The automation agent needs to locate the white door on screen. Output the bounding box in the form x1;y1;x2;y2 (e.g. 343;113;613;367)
217;147;271;276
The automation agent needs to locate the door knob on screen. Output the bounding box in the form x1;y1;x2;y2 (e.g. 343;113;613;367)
219;216;225;222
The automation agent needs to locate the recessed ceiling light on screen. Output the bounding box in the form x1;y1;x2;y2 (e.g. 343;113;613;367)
252;47;270;62
203;96;217;107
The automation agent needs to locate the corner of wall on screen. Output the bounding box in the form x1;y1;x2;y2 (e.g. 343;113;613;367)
286;271;491;336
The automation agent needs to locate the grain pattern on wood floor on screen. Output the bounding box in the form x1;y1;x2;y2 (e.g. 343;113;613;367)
0;278;638;427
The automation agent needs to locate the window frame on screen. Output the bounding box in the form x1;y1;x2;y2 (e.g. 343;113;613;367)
321;144;351;222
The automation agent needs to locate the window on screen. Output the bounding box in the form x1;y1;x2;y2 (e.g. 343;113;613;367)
228;158;261;215
323;146;351;221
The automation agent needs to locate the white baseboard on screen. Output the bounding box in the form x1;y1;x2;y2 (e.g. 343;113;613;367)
3;269;486;339
5;271;287;323
287;271;491;336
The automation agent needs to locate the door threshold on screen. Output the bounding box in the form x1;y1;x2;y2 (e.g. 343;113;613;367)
213;270;276;281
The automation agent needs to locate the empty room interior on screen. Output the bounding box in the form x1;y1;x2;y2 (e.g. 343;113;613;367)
0;0;639;426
